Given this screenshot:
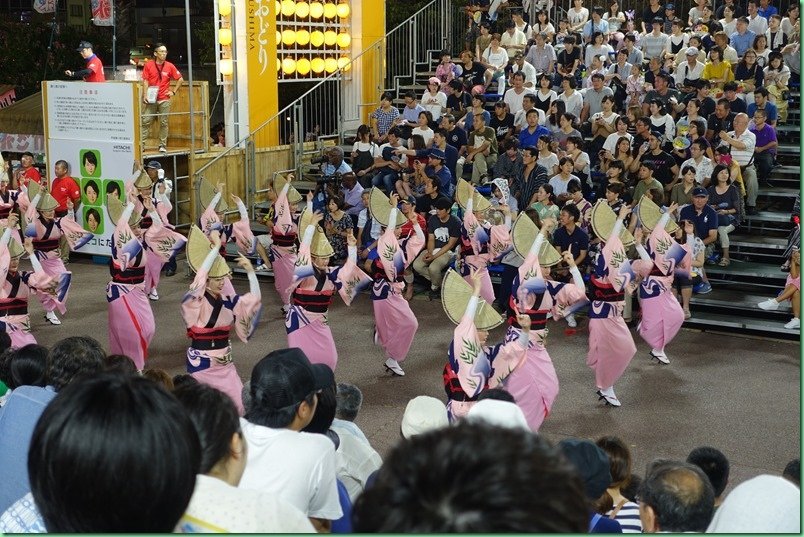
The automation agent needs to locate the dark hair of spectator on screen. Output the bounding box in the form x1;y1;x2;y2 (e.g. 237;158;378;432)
539;183;556;204
143;368;176;391
596;436;633;489
566;179;583;194
173;374;200;389
561;202;581;221
606;182;624;195
335;382;363;421
28;372;201;532
47;336;105;391
103;354;138;375
687;446;730;497
783;459;800;487
8;344;48;389
380;91;394;102
476;387;516;403
523;145;539;159
681;165;697;177
638;461;715;532
302;383;337;435
562;75;577;89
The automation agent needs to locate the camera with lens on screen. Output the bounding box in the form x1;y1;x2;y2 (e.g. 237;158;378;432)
310;154;328;165
316;172;342;185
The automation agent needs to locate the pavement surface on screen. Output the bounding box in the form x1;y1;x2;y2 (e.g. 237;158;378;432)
37;256;800;495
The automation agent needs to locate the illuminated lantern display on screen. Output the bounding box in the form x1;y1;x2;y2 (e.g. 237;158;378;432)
311;57;326;73
324;57;338;73
282;57;297;74
218;0;232;16
323;30;337;46
323;2;337;18
296;58;311;75
295;1;310;17
281;29;296;46
218;28;232;46
280;0;295;16
336;32;350;48
309;1;324;18
295;29;310;45
336;2;349;18
310;30;325;46
220;58;234;75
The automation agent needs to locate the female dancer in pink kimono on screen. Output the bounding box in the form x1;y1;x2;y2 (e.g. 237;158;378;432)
287;209;371;371
587;204;637;407
0;176;20;225
457;197;512;305
21;185;92;326
504;221;589;430
107;195;186;371
370;193;425;376
443;268;532;421
269;176;301;314
632;203;690;365
182;229;262;414
0;221;65;348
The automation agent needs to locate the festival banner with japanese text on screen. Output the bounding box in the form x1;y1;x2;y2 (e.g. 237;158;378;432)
91;0;114;26
42;81;141;256
246;0;279;146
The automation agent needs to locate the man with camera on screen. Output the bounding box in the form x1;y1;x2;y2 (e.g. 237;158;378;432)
312;147;356;212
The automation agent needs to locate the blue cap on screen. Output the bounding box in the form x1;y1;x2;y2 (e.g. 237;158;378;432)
429;148;446;160
692;187;708;197
145;160;162;170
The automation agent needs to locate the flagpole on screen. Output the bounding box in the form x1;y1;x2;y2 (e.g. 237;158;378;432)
112;2;116;78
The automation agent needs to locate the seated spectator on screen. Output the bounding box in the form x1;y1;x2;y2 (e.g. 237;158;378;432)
588;95;618;158
686;446;730;508
679;187;719;293
566;178;592;232
647;99;676;151
514;94;546;131
412;197;461;299
481;34;510;95
370;92;401;143
410;111;435;148
332;382;370;446
702;47;734;91
673;219;705;318
510;51;537;88
353;422;589;532
679;138;715;186
553;203;589;325
554;112;583;151
490;101;515;142
530;183;561;221
565;135;591;190
456;112;498;184
746;87;777;127
371;128;405;192
421;77;447;122
719;112;758;214
465;399;529;430
445;80;472;120
713;30;739;65
595;436;643;532
705;98;736;142
763;51;791;123
729;16;756;57
493;138;523;180
143;368;175;391
239;349;342;530
357;189;382;269
639;460;715;533
757;249;800;330
537;134;560;175
490;177;518;213
559;76;584;119
0;336;104;514
559;438;623;533
6;344;48;391
706;475;800;532
554;36;582;87
400;395;449;438
519;109;552;147
734;49;764;104
722;82;747;115
671;165;698;206
602;116;633;157
749;109;777;187
457;93;491;133
549;156;581;195
526;32;557;76
174;382;314;532
396;91;426;140
415;175;451;217
28;372;201;532
503;71;532;115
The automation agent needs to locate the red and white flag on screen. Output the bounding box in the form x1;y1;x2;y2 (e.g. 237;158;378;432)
91;0;114;26
33;0;56;14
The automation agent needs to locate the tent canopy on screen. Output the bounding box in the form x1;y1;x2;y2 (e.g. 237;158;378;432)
0;92;43;136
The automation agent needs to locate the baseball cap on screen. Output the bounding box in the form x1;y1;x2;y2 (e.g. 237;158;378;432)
559;439;612;500
145;160;162;170
428;76;441;87
686;46;699;56
429;148;446;160
665;3;675;9
466;399;530;431
76;41;93;51
400;396;448;438
649;129;664;139
248;348;334;410
692;186;708;197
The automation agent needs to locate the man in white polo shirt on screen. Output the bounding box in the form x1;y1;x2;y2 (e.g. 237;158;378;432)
718;112;758;214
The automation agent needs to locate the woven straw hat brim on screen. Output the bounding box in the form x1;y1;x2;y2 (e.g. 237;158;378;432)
369;188;403;228
511;212;561;267
133;171;155;190
36;193;59;212
0;225;23;258
456;179;492;212
106;195;142;228
441;269;503;330
637;195;680;234
187;225;230;278
274;174;302;205
200;179;230;212
299;207;335;258
591;200;635;246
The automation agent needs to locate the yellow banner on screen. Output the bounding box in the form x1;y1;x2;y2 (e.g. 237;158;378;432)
246;0;279;146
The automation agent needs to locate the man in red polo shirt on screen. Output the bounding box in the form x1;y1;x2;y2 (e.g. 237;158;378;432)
65;41;105;82
141;43;184;153
51;160;81;218
13;152;41;190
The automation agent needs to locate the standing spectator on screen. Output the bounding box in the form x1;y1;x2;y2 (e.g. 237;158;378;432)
141;43;184;153
64;41;105;82
686;446;730;509
638;461;715;533
749;109;777;187
719;113;758;214
370;92;400;143
49;160;80;219
412;197;461;299
12;152;41;190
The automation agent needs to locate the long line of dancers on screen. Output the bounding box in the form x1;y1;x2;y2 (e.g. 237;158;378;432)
0;169;696;432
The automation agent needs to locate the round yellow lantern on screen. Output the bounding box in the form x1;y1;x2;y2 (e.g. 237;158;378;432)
296;58;311;75
218;28;232;46
277;56;282;71
323;30;337;46
309;1;324;18
336;2;349;18
275;0;280;13
295;1;309;17
311;57;326;73
282;57;297;74
336;32;350;48
337;56;350;69
276;30;282;43
323;2;337;18
310;30;325;46
280;0;295;16
218;0;232;16
282;29;296;46
324;57;338;73
295;29;310;45
219;58;234;76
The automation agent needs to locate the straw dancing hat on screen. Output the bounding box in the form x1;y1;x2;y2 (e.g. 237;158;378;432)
441;269;503;330
106;194;142;228
455;179;491;212
273;173;302;205
27;181;59;212
133;170;155;190
510;212;561;267
672;136;691;150
590;200;635;246
369;188;404;228
299;207;334;258
186;225;230;278
199;178;229;212
0;225;24;259
637;195;680;234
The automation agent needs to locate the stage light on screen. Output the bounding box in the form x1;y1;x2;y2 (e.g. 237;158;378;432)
324;30;337;46
296;58;311;75
295;1;309;17
282;29;296;46
337;56;350;69
295;29;310;45
336;32;350;48
309;1;324;18
336;2;349;18
280;0;295;16
324;57;338;73
282;57;297;74
218;0;232;16
323;2;337;18
310;30;325;46
218;28;232;46
220;58;233;75
311;57;325;73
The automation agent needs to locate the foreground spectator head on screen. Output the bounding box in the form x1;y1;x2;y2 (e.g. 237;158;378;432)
475;387;516;403
400;395;448;438
706;475;800;533
245;348;334;431
353;421;588;532
8;344;48;389
335;382;363;421
29;372;201;532
103;354;138;375
143;368;176;391
466;399;529;430
302;382;337;435
687;446;730;504
47;336;104;391
559;439;612;501
638;460;715;533
783;459;800;487
596;436;633;492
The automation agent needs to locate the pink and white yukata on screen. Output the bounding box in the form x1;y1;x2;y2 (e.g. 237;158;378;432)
633;214;690;358
458;199;511;304
503;233;588;430
587;218;637;398
370;208;425;365
0;229;65;348
182;262;262;415
286;224;371;371
132;189;183;296
21;193;92;317
269;183;299;309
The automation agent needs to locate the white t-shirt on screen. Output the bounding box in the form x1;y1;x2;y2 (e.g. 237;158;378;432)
499;29;528;56
503;87;533;114
180;474;316;533
549;174;580;195
335;433;383;503
352;140;381;157
483;47;510;70
603;131;633;153
559;90;584;118
568;6;589;27
537;152;560;174
511;60;538;86
238;420;343;520
421;91;447;121
514;107;546;129
358;208;383;239
410;126;434;148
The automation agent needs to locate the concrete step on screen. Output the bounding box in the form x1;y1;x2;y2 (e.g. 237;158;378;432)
690;288;792;320
704;259;788;288
682;310;799;341
758;186;799;199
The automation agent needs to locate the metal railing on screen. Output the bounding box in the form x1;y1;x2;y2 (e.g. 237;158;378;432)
195;0;454;220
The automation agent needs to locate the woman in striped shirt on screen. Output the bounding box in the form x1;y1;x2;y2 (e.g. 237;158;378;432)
596;436;644;533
